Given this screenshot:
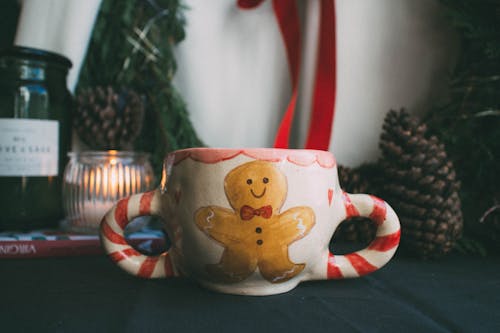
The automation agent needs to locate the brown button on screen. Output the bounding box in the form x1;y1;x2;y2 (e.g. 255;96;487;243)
255;227;262;233
256;239;263;245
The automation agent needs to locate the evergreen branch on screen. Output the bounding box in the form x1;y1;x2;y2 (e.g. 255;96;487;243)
77;0;202;177
472;109;500;118
479;204;500;224
428;1;500;249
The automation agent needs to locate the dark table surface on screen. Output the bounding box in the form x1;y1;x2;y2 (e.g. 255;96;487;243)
2;251;500;333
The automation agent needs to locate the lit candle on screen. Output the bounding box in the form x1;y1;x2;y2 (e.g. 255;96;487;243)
63;151;154;233
80;201;111;229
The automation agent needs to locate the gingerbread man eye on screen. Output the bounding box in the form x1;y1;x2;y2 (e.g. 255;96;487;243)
246;179;253;185
263;177;269;184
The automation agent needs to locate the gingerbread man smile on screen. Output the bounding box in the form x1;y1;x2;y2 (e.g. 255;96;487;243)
248;176;268;198
250;187;266;198
195;160;315;284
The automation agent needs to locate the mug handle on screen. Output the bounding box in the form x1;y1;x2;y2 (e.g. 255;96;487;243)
323;192;401;279
100;189;175;279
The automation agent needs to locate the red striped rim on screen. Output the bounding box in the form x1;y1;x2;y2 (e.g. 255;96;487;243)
114;197;130;230
101;221;128;245
342;192;360;218
139;191;155;215
368;230;401;252
369;196;387;226
137;257;159;278
327;253;343;279
109;248;142;263
345;253;378;276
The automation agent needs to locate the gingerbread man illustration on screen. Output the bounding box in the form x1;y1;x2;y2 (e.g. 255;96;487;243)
195;160;315;284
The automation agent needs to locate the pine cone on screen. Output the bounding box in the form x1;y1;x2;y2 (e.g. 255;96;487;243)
379;109;463;259
74;86;145;150
333;165;379;244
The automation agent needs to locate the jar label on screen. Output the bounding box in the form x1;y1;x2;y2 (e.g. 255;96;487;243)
0;119;59;176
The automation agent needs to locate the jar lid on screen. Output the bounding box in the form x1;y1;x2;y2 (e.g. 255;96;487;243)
67;151;151;164
0;46;72;69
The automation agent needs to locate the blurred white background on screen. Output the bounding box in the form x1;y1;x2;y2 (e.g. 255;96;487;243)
174;0;457;166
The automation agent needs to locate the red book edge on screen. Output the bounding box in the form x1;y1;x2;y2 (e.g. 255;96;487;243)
0;238;166;259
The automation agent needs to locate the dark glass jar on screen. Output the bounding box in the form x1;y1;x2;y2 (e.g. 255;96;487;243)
0;46;72;230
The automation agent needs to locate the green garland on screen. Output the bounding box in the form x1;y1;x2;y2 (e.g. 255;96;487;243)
427;0;500;246
77;0;203;175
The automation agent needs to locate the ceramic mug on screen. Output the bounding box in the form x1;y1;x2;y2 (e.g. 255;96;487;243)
100;148;400;296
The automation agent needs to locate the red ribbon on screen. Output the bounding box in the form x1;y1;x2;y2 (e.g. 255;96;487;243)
238;0;337;150
240;205;273;220
305;0;336;150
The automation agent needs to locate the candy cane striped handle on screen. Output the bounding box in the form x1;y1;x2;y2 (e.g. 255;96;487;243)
100;189;175;279
326;193;401;279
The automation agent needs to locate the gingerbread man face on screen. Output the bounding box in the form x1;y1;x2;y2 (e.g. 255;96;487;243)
224;160;287;212
195;160;315;284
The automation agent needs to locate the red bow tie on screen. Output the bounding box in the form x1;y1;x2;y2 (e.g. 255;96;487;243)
240;205;272;220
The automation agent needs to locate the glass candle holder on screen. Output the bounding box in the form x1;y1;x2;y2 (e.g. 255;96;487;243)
62;151;154;233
